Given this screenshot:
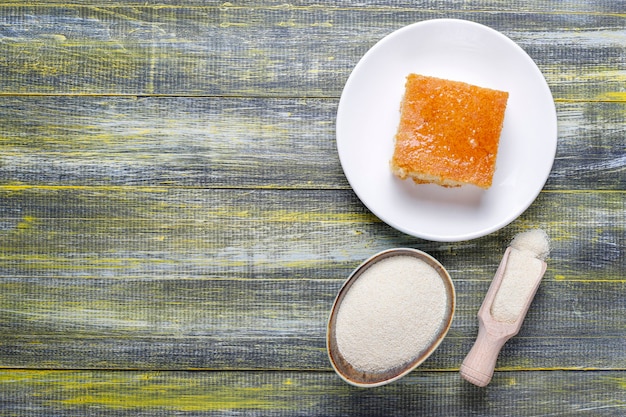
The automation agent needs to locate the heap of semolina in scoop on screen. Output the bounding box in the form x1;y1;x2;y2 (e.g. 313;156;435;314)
390;74;509;189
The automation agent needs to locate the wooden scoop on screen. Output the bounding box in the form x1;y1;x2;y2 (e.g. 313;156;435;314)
460;247;547;387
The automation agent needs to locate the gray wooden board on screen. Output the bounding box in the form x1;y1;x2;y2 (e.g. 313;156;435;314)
0;188;623;370
0;370;624;416
0;6;624;100
0;1;624;415
0;97;624;190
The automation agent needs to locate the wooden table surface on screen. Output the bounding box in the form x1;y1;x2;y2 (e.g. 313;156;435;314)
1;1;624;416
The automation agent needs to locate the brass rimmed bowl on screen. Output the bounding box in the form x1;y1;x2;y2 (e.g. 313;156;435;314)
327;248;455;387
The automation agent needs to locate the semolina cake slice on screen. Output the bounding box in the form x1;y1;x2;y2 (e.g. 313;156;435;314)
390;74;509;189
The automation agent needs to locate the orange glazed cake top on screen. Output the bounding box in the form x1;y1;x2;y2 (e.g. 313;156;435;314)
390;74;509;189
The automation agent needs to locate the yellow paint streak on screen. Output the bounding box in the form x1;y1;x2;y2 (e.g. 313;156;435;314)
16;215;37;230
600;91;626;102
602;376;626;391
204;208;376;224
60;392;275;411
265;210;375;223
0;254;167;266
0;185;169;193
540;190;626;194
0;370;52;383
220;22;249;28
0;371;293;412
559;279;626;283
311;21;333;27
504;377;517;386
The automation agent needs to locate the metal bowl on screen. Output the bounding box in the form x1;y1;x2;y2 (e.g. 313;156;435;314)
327;248;455;387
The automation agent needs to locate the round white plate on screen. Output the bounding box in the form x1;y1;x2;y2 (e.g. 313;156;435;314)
336;19;557;242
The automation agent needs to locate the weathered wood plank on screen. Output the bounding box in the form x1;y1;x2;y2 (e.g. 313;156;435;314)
0;188;623;281
0;2;623;414
0;263;623;341
553;102;626;189
0;188;622;369
0;280;623;370
1;370;624;416
2;1;626;14
0;96;344;189
0;6;624;100
1;97;624;190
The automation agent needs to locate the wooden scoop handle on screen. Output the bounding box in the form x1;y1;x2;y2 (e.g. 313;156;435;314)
460;314;513;387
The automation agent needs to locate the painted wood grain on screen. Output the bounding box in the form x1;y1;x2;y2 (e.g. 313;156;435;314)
0;281;623;370
3;0;626;14
1;370;625;416
0;187;623;370
0;6;624;100
0;188;623;280
0;1;624;415
1;97;624;189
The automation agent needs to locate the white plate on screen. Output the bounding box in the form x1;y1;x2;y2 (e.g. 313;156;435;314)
336;19;557;242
